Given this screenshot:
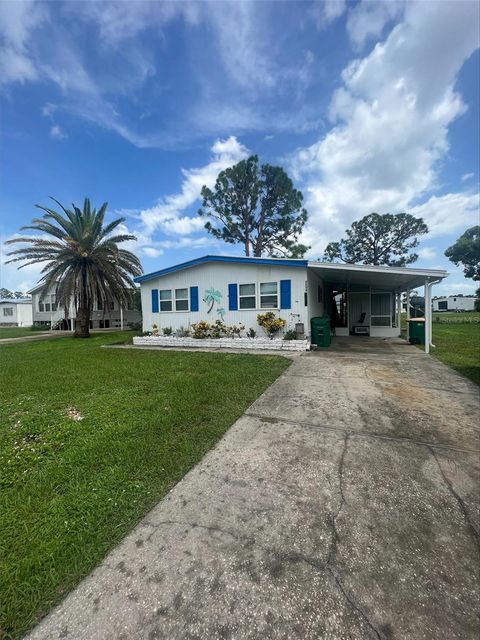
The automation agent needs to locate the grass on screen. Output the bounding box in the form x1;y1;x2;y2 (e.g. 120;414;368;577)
0;332;290;639
0;327;48;339
401;313;480;386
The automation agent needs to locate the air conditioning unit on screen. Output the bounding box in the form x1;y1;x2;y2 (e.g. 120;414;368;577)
353;325;369;335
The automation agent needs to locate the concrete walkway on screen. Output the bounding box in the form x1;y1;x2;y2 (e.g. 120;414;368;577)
26;339;480;640
0;331;70;344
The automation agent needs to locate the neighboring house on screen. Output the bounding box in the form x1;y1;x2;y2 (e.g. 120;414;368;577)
0;298;33;326
27;284;141;330
135;255;448;353
432;295;477;312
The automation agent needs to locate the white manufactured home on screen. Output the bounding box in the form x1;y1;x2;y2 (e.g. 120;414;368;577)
432;295;477;312
0;298;33;326
135;255;448;353
27;284;141;330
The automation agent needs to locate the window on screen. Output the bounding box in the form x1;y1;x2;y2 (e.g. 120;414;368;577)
97;299;114;311
39;294;56;312
175;288;189;311
260;282;278;308
159;289;172;311
3;307;13;316
239;283;256;309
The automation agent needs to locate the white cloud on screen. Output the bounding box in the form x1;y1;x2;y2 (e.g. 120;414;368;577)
409;192;479;237
49;124;67;140
417;247;436;260
0;0;46;85
139;136;249;234
436;281;478;296
346;0;404;49
141;247;163;259
461;172;474;182
312;1;347;27
290;0;480;256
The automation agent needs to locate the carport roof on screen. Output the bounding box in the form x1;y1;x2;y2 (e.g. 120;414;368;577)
307;261;448;291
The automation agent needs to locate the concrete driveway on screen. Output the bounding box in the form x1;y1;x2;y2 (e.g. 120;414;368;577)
26;339;480;640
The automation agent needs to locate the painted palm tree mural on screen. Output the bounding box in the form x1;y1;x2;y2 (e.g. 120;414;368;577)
204;287;222;314
217;307;226;321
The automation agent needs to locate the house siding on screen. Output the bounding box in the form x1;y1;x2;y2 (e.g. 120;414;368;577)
30;287;141;329
140;262;309;336
0;301;33;326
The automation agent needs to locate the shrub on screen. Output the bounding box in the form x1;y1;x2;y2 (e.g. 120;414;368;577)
151;324;159;336
257;312;286;338
226;324;245;338
191;320;212;339
283;329;297;340
175;326;190;337
163;326;173;336
211;320;228;338
246;328;257;339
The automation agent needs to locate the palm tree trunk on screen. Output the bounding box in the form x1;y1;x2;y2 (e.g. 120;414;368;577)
75;306;91;338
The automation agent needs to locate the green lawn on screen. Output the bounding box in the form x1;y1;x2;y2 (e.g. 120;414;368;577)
0;332;290;639
0;327;48;339
401;313;480;385
429;322;480;385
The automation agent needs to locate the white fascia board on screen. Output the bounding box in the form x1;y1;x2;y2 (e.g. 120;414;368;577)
307;262;448;279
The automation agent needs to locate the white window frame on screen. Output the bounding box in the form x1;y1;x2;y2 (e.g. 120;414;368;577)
159;289;173;312
238;281;281;311
259;281;278;309
174;288;189;312
3;307;13;316
238;282;257;310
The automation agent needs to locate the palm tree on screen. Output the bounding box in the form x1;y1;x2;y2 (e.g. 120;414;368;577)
5;197;142;338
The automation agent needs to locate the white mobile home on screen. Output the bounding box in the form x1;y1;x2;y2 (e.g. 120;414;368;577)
28;284;141;330
432;296;477;312
0;298;33;326
135;255;448;353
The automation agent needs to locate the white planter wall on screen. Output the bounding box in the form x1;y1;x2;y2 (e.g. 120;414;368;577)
133;336;310;352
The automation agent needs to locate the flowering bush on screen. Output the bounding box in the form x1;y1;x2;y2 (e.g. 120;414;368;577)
191;320;212;338
190;320;245;339
257;312;286;338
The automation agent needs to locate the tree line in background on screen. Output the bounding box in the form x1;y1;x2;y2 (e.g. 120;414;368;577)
0;288;29;299
4;155;479;338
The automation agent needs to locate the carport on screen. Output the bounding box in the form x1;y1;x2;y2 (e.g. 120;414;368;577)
306;262;448;354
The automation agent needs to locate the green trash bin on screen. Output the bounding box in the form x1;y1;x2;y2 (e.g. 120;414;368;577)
311;315;331;348
407;318;425;344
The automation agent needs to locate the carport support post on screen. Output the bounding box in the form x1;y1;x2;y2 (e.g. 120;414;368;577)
406;288;410;341
396;292;401;336
424;278;430;354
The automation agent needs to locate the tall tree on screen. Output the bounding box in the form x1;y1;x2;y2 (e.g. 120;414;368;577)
6;198;142;338
198;155;309;257
323;212;428;266
0;288;14;299
444;226;480;280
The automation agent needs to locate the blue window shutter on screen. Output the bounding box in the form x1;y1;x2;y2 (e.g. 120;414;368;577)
190;286;199;312
228;283;238;311
280;280;291;309
151;289;159;313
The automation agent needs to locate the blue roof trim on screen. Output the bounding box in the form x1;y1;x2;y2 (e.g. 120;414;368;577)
134;255;308;283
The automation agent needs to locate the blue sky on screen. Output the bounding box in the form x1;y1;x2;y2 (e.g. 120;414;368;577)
0;0;479;296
